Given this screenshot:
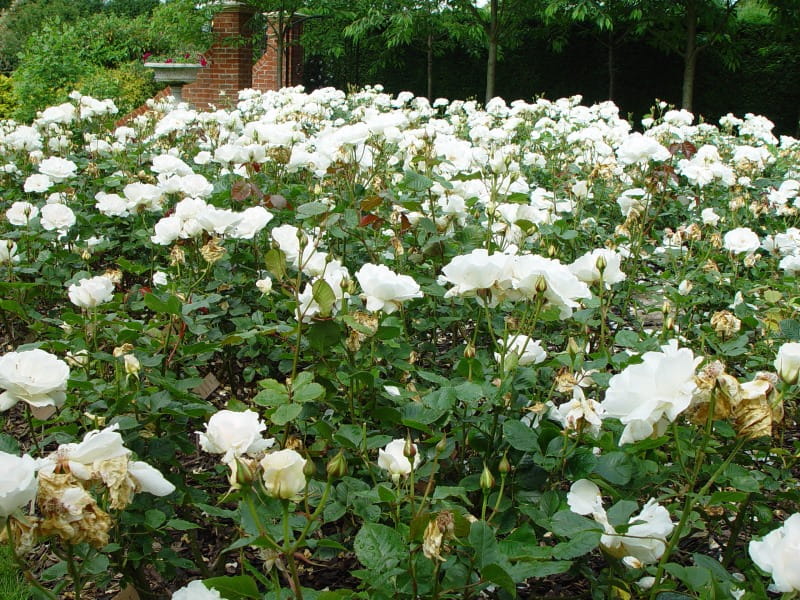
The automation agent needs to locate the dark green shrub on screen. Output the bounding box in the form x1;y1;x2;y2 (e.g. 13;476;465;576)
0;73;14;118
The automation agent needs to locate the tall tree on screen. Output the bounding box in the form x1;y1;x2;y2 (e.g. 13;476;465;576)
448;0;538;103
543;0;645;101
344;0;457;99
642;0;738;112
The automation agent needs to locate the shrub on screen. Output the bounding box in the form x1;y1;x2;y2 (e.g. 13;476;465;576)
0;73;14;118
75;63;158;116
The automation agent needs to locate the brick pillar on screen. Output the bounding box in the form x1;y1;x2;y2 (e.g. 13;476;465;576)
183;2;255;109
252;15;304;91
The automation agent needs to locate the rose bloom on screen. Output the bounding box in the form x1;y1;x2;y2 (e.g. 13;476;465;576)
569;248;626;287
40;203;76;232
602;340;701;444
0;348;70;411
260;449;307;499
378;439;421;482
494;335;546;370
95;192;130;217
39;156;77;182
438;249;514;306
23;173;52;193
6;201;39;226
232;206;273;240
256;277;272;294
749;513;800;592
775;342;800;385
0;451;38;517
68;275;115;308
779;254;800;277
172;580;224;600
723;227;760;254
356;263;423;314
568;479;673;566
198;409;274;463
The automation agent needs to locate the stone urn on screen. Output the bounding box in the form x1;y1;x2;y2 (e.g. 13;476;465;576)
144;63;203;105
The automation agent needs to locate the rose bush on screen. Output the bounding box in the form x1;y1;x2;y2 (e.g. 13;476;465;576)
0;87;797;598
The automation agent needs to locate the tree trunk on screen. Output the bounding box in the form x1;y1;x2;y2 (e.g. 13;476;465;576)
485;0;498;103
607;31;615;101
682;0;698;112
427;32;433;100
275;14;285;89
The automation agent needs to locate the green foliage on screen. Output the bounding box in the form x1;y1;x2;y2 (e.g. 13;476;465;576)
75;63;159;116
11;19;87;121
0;73;14;118
145;0;215;56
0;0;102;72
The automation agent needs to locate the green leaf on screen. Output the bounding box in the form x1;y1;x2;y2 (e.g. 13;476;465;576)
517;560;573;577
549;510;602;537
312;278;337;318
402;169;434;192
0;433;20;454
293;381;324;403
296;201;330;218
167;519;200;531
552;530;601;559
271;403;302;425
468;521;501;569
204;575;260;599
253;379;289;407
145;509;166;529
353;522;406;572
503;420;539;452
144;292;182;315
481;563;516;597
264;248;287;280
594;451;633;485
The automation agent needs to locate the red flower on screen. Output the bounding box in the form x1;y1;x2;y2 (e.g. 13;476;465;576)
199;56;208;66
142;51;152;61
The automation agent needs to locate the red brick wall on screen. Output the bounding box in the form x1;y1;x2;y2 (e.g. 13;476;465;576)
252;18;304;92
183;4;256;109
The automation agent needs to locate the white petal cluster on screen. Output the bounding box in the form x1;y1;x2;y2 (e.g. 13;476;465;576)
602;340;701;444
68;274;115;308
0;348;70;411
567;479;673;566
749;513;800;592
355;263;423;314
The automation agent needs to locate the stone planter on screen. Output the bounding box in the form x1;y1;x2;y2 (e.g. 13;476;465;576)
144;63;203;105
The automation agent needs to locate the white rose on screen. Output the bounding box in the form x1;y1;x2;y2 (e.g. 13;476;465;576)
602;340;700;444
198;410;274;463
232;206;273;240
569;248;626;287
378;439;421;482
152;271;169;286
723;227;760;254
260;449;307;499
95;192;130;217
0;349;70;411
68;275;115;309
355;263;423;314
40;203;76;232
495;335;546;370
256;277;273;294
0;451;38;517
775;342;800;385
39;156;77;182
23;173;52;193
749;513;800;592
172;580;223;600
6;201;39;225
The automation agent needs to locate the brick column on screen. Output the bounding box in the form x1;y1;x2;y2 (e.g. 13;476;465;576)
252;14;304;91
183;2;255;109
